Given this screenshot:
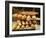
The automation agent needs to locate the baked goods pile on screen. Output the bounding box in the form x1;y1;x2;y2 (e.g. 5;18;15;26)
12;11;40;31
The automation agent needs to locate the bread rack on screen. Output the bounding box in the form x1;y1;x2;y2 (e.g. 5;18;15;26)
12;8;40;31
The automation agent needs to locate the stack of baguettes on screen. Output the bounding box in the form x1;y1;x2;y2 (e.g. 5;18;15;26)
12;11;40;31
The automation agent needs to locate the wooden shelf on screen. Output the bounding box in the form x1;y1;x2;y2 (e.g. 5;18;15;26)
12;18;40;21
20;11;38;15
12;29;35;31
12;11;38;16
